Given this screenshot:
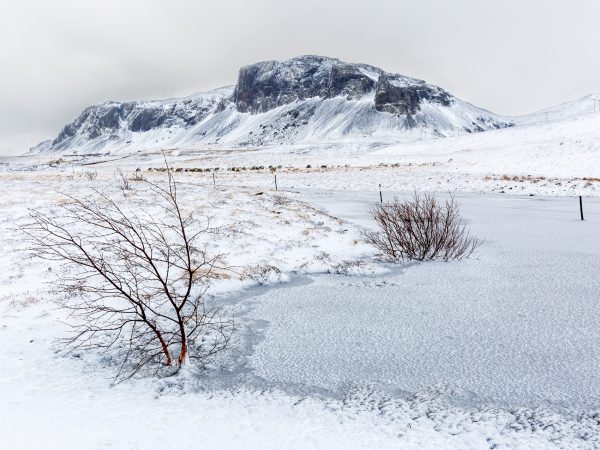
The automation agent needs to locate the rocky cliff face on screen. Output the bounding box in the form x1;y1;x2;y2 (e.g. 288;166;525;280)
233;56;453;117
32;56;513;154
374;73;452;115
233;56;377;113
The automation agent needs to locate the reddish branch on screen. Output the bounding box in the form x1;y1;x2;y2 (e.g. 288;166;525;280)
365;193;481;262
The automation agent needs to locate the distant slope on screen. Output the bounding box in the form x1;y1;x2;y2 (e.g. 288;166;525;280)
516;93;600;125
371;111;600;178
31;56;514;154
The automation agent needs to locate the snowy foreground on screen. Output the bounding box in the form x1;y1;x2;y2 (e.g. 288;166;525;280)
1;156;600;449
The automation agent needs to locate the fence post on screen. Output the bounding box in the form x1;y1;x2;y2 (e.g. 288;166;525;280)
212;172;216;187
274;174;278;191
580;196;584;221
379;184;383;203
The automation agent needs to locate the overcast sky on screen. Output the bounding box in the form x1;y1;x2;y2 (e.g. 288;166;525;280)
1;0;599;155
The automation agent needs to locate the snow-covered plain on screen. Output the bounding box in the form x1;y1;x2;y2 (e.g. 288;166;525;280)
2;112;600;449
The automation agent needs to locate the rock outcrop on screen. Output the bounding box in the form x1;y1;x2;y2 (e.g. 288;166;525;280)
374;73;452;115
233;56;378;113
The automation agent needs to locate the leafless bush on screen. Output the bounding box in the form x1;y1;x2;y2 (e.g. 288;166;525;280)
116;168;132;192
242;263;282;285
84;170;97;181
365;193;480;262
49;158;66;166
328;259;365;275
23;163;233;381
272;193;289;206
132;169;145;182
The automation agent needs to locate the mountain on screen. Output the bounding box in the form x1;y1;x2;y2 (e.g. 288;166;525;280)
32;56;516;154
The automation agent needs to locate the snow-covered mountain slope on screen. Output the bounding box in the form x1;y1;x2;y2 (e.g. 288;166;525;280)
517;93;600;125
371;112;600;179
30;87;233;154
31;56;514;154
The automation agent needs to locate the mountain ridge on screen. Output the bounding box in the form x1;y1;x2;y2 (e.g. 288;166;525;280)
30;55;525;154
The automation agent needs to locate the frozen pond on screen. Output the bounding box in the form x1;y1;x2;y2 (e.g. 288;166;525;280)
246;192;600;406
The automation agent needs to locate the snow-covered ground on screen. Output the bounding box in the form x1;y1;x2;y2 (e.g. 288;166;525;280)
247;191;600;406
2;118;600;449
12;108;600;198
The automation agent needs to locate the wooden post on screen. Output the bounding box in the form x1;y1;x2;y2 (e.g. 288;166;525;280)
274;174;278;191
212;172;216;187
580;196;584;221
379;184;383;203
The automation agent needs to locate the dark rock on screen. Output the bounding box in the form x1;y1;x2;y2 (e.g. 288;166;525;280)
374;73;452;115
130;108;167;132
233;56;378;113
328;63;376;99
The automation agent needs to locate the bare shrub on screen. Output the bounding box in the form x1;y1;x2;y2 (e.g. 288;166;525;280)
132;168;145;182
328;259;365;275
365;193;480;262
243;263;282;285
49;158;66;166
84;170;97;181
23;163;233;381
272;193;289;206
116;168;132;192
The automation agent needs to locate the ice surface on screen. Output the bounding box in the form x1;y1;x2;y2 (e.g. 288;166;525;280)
247;192;600;406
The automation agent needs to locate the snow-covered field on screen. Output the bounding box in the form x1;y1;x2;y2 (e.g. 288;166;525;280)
12;110;600;197
2;114;600;449
248;192;600;406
